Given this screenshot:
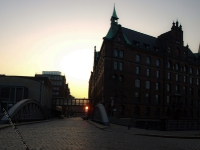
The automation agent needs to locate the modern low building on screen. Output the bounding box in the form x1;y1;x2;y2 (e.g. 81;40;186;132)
0;75;52;119
89;7;200;120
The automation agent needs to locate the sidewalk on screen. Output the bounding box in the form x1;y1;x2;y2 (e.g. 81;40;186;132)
87;120;200;139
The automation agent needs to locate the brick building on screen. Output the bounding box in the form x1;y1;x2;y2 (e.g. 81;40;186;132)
88;7;200;120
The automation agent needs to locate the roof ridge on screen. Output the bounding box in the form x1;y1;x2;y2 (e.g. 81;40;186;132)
122;27;157;39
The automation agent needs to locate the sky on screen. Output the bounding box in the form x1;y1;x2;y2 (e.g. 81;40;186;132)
0;0;200;98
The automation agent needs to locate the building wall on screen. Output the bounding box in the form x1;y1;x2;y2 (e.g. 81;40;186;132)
89;18;200;120
0;76;52;118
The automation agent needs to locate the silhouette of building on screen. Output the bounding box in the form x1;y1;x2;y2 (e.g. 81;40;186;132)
89;7;200;120
35;71;71;116
0;75;52;119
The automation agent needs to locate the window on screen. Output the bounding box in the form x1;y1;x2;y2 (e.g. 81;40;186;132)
175;64;179;70
146;81;150;89
156;82;159;91
114;61;118;70
190;88;193;95
135;79;140;88
167;84;170;92
190;77;193;84
167;61;171;69
184;76;187;83
119;51;124;58
156;71;160;78
146;69;150;76
119;76;123;82
119;62;123;71
168;47;171;52
135;92;140;103
156;59;160;67
114;49;118;57
146;94;150;104
183;66;187;72
197;69;199;76
190;68;193;74
167;96;170;104
167;72;171;80
146;57;150;65
197;79;199;85
183;86;186;94
136;54;140;62
176;74;179;81
136;66;140;75
175;85;179;92
155;95;159;104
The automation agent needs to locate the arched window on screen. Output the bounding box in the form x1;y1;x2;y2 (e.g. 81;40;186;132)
175;85;179;92
167;61;171;69
184;76;186;83
136;54;140;62
156;82;159;91
156;59;160;67
183;86;186;94
114;49;118;57
176;64;179;70
197;69;199;75
135;79;140;88
119;50;124;58
155;95;160;104
167;84;170;91
146;57;151;64
156;71;160;78
190;88;193;95
190;67;193;74
146;81;150;89
183;66;187;72
134;93;140;103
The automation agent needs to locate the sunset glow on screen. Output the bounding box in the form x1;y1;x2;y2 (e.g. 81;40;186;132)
0;0;200;98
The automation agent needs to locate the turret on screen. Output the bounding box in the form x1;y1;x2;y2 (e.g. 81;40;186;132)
110;5;119;24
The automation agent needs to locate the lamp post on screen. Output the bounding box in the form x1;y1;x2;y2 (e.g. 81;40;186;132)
110;97;113;117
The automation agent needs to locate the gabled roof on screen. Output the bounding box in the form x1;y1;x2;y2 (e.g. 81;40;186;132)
121;27;161;47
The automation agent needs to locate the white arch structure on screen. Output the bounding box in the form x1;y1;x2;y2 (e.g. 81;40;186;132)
1;99;46;124
92;103;109;126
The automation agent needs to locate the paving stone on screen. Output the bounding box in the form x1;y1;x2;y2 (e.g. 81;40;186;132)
0;118;200;150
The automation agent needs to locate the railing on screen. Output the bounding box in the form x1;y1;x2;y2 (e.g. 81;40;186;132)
166;120;200;131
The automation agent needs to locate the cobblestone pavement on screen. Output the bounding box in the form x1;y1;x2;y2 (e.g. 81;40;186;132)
0;118;200;150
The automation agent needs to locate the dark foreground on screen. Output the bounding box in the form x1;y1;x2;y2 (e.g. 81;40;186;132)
0;117;200;150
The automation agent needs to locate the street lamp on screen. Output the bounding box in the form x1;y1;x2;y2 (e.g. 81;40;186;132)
110;97;113;117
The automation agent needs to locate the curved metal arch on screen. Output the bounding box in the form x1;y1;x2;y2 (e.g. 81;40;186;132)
1;99;46;124
92;103;109;126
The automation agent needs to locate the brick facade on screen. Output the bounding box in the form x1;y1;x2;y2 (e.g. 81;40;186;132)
89;8;200;120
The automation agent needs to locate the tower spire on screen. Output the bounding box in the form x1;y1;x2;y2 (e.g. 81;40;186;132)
110;4;119;23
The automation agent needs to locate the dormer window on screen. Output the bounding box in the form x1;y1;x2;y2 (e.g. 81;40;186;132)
134;41;139;46
154;47;159;52
144;44;150;49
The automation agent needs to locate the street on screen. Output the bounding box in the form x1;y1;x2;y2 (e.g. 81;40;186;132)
0;118;200;150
